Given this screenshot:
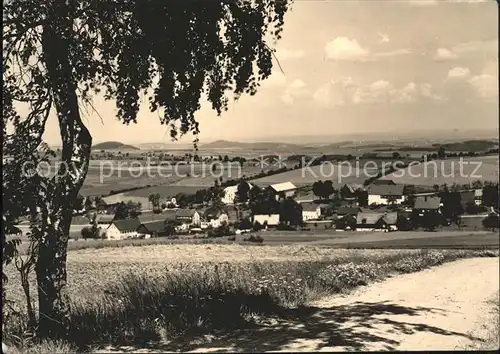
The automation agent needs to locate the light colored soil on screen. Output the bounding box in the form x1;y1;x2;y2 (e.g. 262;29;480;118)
99;257;499;352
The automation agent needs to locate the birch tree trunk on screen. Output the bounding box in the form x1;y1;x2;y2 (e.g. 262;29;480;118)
35;1;92;339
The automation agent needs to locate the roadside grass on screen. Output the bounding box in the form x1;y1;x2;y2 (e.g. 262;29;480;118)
3;248;498;352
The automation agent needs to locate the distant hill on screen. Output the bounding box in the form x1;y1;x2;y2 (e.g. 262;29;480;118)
433;140;499;153
201;140;309;151
92;141;139;150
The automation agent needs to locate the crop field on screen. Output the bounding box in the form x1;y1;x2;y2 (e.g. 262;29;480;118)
250;160;393;187
378;155;499;186
4;242;498;352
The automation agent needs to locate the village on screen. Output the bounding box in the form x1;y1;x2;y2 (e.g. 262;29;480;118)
28;176;497;241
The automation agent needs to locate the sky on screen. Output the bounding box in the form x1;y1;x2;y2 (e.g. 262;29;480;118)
39;0;498;145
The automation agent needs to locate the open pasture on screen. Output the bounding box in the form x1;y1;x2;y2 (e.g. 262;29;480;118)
378;155;499;186
250;159;393;187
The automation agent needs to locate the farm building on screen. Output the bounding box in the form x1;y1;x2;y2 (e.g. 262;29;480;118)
137;221;166;237
356;212;396;232
413;196;442;216
371;179;396;186
367;184;405;206
202;208;229;228
253;214;280;227
104;218;142;240
96;214;115;225
337;206;362;218
340;183;365;201
224;205;240;224
335;213;356;231
459;214;489;231
221;182;253;204
175;209;201;227
270;182;297;201
300;202;321;221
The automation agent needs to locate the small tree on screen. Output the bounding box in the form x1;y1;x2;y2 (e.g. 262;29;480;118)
482;214;499;232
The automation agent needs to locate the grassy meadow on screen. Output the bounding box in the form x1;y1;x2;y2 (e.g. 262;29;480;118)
379;155;499;186
3;244;498;353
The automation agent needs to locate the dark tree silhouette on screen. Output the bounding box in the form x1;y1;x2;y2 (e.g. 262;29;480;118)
3;0;291;339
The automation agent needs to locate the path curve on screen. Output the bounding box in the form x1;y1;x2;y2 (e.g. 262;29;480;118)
101;257;499;352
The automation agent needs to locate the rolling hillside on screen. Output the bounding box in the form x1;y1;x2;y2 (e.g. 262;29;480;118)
201;140;310;151
92;141;139;150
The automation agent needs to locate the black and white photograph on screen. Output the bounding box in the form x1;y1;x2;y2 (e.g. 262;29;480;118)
2;0;499;352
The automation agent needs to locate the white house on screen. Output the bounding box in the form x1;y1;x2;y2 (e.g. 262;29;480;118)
175;209;201;227
253;214;280;227
300;202;321;221
209;212;229;228
222;182;253;204
474;189;483;205
367;184;405;206
270;182;297;201
103;218;142;240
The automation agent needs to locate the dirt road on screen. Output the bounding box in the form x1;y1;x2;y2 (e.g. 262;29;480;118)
101;257;499;352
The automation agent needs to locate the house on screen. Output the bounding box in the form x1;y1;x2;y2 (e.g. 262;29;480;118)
203;208;229;228
253;214;280;227
382;212;399;231
413;196;441;216
104;218;142;240
175;209;201;227
367;184;405;206
340;183;365;201
474;189;483;205
337;206;362;218
96;214;115;225
222;182;253;204
300;202;321;221
224;205;240;224
270;182;297;201
137;221;167;237
356;212;388;232
334;213;357;231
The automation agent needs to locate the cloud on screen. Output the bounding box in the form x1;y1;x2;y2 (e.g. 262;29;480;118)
324;37;411;61
324;37;369;61
280;79;308;105
275;48;305;60
447;66;471;79
373;49;412;58
313;78;439;106
377;33;390;44
312;77;354;107
452;39;498;54
468;74;498;99
433;48;458;62
288;79;306;90
261;72;287;88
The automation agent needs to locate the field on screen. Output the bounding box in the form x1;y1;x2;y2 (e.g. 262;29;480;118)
3;243;498;353
378;155;499;186
250;160;394;187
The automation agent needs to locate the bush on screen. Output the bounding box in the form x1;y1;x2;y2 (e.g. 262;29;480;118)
207;225;233;238
276;223;296;231
227;236;236;241
243;235;263;244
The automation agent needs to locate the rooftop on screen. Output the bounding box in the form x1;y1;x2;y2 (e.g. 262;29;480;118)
270;181;297;192
414;196;441;210
113;218;142;232
356;212;385;225
367;184;405;197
